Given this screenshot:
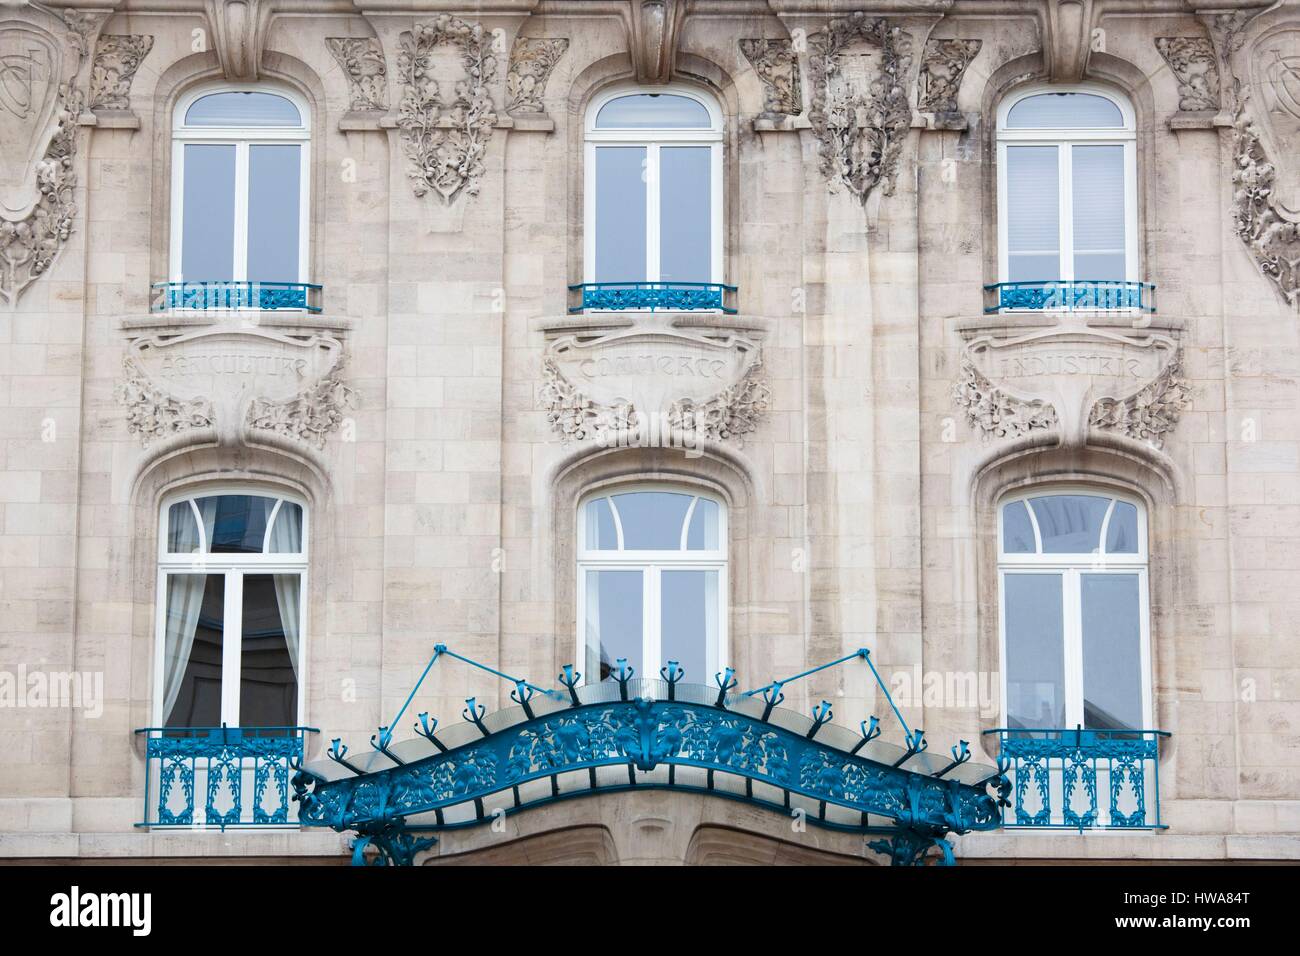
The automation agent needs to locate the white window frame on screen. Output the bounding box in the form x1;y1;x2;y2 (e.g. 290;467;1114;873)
170;83;312;287
576;484;728;685
995;83;1138;289
583;83;725;288
996;486;1152;730
153;486;309;728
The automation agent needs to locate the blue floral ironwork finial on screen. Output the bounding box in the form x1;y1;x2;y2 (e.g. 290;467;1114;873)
760;681;785;721
934;740;971;779
661;660;684;700
713;667;737;707
558;665;581;707
613;658;634;701
462;698;489;736
850;715;882;755
327;738;364;774
511;681;536;719
413;712;448;752
807;700;834;739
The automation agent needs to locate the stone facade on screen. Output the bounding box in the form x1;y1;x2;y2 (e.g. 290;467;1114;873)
0;0;1298;865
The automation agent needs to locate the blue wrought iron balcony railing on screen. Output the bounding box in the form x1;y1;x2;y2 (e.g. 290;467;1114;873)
135;725;317;829
984;280;1155;314
984;726;1169;831
569;281;738;314
152;281;323;313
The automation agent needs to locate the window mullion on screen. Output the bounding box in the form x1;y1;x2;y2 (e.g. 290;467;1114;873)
646;566;660;676
233;141;250;282
221;569;244;726
647;142;660;283
1059;142;1073;283
1064;568;1084;728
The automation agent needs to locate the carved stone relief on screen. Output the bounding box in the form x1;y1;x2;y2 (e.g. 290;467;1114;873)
954;321;1190;450
806;13;914;204
505;37;569;115
1231;94;1300;305
916;38;981;114
539;317;770;448
626;0;689;85
88;35;154;111
396;16;498;205
1154;37;1220;112
0;8;94;306
203;0;274;81
739;38;802;116
115;329;355;450
326;37;388;112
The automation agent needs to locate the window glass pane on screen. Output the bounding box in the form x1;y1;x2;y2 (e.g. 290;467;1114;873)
594;146;647;282
239;574;300;727
612;491;693;549
1005;145;1060;282
659;146;711;283
167;501;201;553
661;570;717;683
185;91;302;127
247;144;301;282
585;569;643;682
180;143;236;281
202;495;275;554
267;501;303;553
595;93;711;129
1004;573;1065;729
1105;500;1139;554
1072;145;1126;281
1029;494;1110;553
584;497;618;550
1005;92;1124;128
1081;574;1143;730
1002;499;1035;553
686;498;720;550
162;574;224;728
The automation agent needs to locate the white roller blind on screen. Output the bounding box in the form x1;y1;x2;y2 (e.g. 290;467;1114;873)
1071;144;1126;281
1005;145;1061;283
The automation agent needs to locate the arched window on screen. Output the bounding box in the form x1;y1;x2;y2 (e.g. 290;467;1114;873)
998;488;1150;732
577;487;726;683
170;85;310;288
156;490;307;729
995;85;1137;290
584;86;723;287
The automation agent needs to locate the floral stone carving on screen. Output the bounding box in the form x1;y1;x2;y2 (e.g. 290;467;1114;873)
916;38;981;113
953;360;1058;441
1089;354;1191;450
955;320;1189;450
0;12;91;306
739;38;802;116
807;13;914;203
539;319;770;448
88;35;153;111
505;37;568;114
116;357;215;446
1154;37;1219;112
396;15;498;205
116;329;354;450
1231;93;1300;305
326;37;388;112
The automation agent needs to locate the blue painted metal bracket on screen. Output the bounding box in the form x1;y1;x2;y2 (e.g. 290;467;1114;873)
295;652;1008;866
568;281;738;314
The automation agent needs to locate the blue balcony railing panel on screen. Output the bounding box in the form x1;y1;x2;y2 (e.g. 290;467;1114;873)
136;726;316;829
984;727;1168;831
569;281;737;314
984;280;1155;314
153;281;323;313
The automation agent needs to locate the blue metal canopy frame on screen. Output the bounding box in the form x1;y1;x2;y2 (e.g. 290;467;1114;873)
292;648;1010;866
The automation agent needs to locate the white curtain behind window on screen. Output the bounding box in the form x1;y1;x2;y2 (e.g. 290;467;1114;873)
268;502;303;678
162;574;206;723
